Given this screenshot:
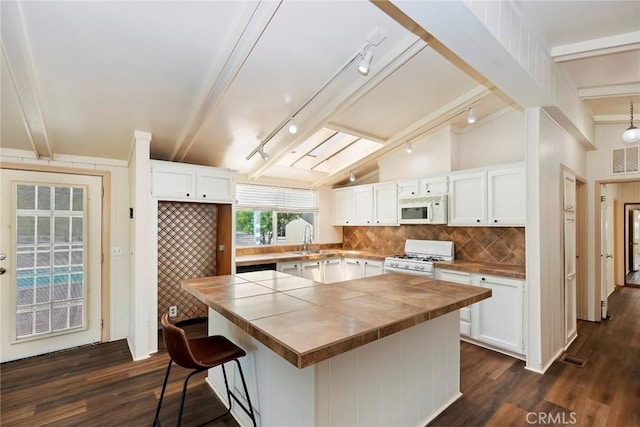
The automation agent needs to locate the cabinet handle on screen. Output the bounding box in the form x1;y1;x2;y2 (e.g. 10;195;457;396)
476;219;480;223
427;190;430;193
494;219;498;223
376;220;380;223
186;193;190;197
481;277;485;281
411;192;415;195
367;221;370;224
203;194;206;198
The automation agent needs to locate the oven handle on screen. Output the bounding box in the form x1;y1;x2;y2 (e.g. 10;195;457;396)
384;265;432;277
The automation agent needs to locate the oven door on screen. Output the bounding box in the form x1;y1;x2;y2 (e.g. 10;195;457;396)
384;265;432;277
398;203;431;224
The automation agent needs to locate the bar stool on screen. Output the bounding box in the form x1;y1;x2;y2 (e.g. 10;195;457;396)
153;313;257;427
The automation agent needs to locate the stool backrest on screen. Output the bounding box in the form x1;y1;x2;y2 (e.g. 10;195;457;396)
161;313;201;369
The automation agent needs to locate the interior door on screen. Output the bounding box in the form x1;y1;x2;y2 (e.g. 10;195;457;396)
601;188;615;318
632;210;640;271
564;212;577;345
0;169;102;362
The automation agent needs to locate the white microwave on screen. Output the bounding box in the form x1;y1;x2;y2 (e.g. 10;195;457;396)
398;194;448;224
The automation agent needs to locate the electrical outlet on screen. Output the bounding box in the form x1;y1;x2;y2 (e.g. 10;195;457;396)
169;305;177;317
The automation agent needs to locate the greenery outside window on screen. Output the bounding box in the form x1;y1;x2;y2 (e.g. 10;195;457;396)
235;185;318;247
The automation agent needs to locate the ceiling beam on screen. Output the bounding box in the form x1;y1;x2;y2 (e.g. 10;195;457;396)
2;2;53;159
578;83;640;100
551;31;640;62
171;1;282;162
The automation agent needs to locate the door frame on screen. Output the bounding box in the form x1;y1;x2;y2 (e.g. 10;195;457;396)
624;203;640;280
1;162;111;341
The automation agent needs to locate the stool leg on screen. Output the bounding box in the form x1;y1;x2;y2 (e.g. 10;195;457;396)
177;370;200;427
234;359;257;427
220;364;233;411
153;359;172;426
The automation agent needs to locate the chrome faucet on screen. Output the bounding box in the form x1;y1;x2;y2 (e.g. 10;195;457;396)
302;224;312;252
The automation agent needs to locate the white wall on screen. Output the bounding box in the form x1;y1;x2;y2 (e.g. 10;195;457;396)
525;109;587;373
317;185;342;244
457;108;525;170
378;125;456;182
0;148;131;340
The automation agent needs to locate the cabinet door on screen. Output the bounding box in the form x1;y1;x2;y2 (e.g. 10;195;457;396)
563;170;576;212
197;170;233;202
277;262;301;277
352;186;374;225
342;258;362;280
323;259;343;284
363;260;383;277
421;177;447;195
332;188;353;225
373;182;397;225
398;180;420;197
472;275;524;354
151;161;196;199
488;167;525;226
436;269;472;285
449;172;487;225
301;261;322;281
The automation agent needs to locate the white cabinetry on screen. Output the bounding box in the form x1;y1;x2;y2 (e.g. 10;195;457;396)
421;177;447;195
436;269;473;336
373;182;398;225
449;164;525;226
277;261;301;276
471;274;524;355
448;172;487;225
342;258;364;280
323;259;343;284
488;167;526;225
398;180;420;197
352;186;374;225
332;183;398;226
363;259;384;277
333;188;353;225
151;160;234;203
301;260;323;281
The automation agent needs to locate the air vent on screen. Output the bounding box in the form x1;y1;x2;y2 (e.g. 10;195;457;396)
559;353;587;368
612;146;640;175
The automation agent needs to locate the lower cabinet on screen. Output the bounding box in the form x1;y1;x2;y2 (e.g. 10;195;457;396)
472;274;524;355
436;268;525;357
278;257;384;283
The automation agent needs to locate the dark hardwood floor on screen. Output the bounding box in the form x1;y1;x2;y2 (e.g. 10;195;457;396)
2;287;639;426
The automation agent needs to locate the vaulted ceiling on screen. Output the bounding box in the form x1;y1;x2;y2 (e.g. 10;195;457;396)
2;1;639;188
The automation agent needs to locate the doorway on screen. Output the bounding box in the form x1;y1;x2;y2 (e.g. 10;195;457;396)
0;169;103;362
624;203;640;287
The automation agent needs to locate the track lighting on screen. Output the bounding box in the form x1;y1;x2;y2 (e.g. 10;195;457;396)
623;100;640;144
406;142;413;154
258;147;269;160
349;170;356;182
467;107;476;124
288;118;298;134
358;49;373;76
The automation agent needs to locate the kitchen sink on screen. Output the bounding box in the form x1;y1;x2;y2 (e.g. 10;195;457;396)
290;250;334;255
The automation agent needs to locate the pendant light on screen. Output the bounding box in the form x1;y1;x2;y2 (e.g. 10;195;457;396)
467;107;476;124
405;142;413;153
349;170;356;182
623;100;640;144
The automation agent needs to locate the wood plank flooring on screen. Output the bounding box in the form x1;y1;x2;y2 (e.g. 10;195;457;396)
1;287;639;426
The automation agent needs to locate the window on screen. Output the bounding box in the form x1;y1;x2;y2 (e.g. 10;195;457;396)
235;185;318;247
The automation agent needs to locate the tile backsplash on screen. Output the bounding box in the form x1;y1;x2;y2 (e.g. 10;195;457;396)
342;225;525;266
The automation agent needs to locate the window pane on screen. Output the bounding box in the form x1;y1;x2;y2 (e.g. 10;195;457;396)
235;210;273;246
72;188;84;212
276;213;314;244
55;187;71;211
37;217;51;243
17;185;36;210
38;186;51;211
17;216;35;244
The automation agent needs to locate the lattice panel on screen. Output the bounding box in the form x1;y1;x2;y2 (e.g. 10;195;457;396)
157;202;218;327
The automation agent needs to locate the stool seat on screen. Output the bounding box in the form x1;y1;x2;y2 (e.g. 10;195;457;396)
153;313;257;427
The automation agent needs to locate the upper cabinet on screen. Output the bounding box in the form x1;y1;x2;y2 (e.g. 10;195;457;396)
449;163;525;226
398;177;446;197
398;180;420;197
488;167;526;225
448;171;487;225
332;183;398;226
151;160;234;203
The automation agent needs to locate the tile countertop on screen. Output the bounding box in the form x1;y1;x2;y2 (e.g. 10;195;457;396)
235;249;390;266
433;260;526;280
182;271;491;369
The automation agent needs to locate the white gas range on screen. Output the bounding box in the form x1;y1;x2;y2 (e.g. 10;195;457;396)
384;239;454;277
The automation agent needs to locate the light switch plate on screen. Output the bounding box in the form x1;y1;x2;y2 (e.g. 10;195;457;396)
111;247;123;256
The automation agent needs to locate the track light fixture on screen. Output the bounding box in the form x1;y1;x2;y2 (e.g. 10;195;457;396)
358;49;373;76
623;100;640;144
258;147;269;161
288;117;298;134
467;107;476;124
349;170;356;182
405;142;413;154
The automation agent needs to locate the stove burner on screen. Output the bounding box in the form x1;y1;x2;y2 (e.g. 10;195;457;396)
391;254;445;262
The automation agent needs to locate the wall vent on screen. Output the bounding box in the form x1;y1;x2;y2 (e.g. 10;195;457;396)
612;146;640;174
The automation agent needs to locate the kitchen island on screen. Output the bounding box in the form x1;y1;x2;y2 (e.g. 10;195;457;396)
182;271;490;427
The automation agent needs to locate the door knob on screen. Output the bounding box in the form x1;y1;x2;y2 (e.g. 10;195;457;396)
0;253;5;261
0;267;6;275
